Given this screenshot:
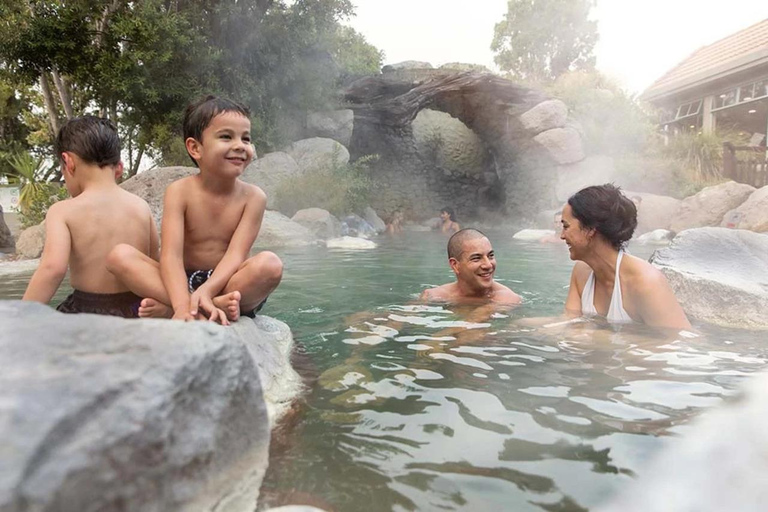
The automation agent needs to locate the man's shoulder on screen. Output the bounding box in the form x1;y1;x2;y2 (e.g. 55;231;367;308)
421;283;455;301
493;282;522;304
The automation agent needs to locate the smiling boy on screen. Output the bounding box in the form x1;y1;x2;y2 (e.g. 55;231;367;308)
421;228;521;304
108;96;282;323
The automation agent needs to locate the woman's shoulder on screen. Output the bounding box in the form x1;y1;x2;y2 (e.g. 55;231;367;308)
621;253;667;290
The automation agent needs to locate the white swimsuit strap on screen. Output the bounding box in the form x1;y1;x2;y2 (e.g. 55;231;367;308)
607;251;633;323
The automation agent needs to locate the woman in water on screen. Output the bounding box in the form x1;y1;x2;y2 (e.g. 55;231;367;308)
561;184;691;329
439;207;461;234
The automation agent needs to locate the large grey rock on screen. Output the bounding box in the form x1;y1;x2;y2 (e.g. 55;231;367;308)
669;181;755;233
340;214;376;239
720;185;768;232
650;227;768;329
363;206;386;233
0;301;277;512
15;223;45;260
534;126;585;165
242;152;300;209
121;166;197;226
287;138;350;175
625;191;682;234
519;99;568;134
255;210;318;248
554;156;615;202
598;371;768;512
0;204;13;248
305;110;354;147
382;60;433;72
291;208;341;239
411;109;487;178
438;62;490;72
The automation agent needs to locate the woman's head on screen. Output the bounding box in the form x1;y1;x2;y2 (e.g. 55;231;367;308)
440;207;456;222
566;184;637;250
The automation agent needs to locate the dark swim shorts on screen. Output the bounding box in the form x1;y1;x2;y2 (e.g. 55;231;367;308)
185;269;266;318
56;289;141;319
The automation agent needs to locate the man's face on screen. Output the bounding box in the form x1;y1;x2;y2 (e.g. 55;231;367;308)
188;111;255;176
450;236;496;291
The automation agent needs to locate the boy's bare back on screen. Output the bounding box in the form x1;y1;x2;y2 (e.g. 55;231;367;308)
50;186;156;293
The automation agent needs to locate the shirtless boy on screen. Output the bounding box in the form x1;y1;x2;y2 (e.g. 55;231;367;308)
108;96;282;324
23;116;157;317
421;228;521;305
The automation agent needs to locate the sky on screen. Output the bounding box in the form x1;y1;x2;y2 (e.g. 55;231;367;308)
346;0;768;94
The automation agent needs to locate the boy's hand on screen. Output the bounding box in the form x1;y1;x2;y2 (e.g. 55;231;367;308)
172;309;196;321
190;289;230;326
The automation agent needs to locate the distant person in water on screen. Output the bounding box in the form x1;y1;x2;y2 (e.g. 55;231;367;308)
438;207;461;234
562;184;690;329
107;95;283;324
540;211;563;244
22;116;156;318
421;228;521;304
386;210;404;235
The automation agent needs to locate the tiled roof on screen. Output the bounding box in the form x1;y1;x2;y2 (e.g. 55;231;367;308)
643;18;768;99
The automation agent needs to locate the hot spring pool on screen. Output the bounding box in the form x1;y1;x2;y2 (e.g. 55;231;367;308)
3;229;766;511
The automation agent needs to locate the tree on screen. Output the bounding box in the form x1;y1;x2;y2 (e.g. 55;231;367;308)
491;0;598;83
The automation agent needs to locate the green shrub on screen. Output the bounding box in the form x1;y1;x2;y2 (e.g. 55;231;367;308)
19;185;69;229
275;154;377;217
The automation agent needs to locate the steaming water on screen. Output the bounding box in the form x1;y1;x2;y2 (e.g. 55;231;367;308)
2;230;766;511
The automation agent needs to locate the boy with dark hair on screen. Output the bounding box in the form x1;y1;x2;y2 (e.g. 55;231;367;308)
108;95;282;324
23;116;158;317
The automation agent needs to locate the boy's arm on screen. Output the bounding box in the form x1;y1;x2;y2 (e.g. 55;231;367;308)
149;215;160;261
159;182;193;320
23;202;71;303
196;186;265;297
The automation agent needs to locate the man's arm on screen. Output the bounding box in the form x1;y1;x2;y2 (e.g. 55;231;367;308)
23;203;71;303
197;185;265;297
159;181;193;320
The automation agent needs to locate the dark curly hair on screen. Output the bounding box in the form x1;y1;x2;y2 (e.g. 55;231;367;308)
567;184;637;250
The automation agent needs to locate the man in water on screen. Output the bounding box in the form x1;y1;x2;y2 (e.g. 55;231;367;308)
421;228;521;304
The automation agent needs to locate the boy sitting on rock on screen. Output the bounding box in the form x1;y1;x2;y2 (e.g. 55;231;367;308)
108;96;282;324
23;116;158;318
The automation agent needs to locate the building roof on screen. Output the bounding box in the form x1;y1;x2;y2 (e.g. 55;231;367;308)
643;18;768;102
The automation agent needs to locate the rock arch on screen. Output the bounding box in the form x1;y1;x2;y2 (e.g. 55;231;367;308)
344;70;585;219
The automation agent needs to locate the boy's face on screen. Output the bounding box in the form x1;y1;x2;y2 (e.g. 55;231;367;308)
187;111;254;176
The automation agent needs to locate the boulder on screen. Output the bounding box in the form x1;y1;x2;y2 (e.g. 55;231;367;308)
626;191;682;234
255;210;318;248
534;126;585;165
649;227;768;329
636;229;675;245
382;60;433;72
15;223;45;260
326;236;377;249
669;181;755;233
512;229;555;241
242;152;301;209
0;300;300;512
363;206;386;233
519;99;568;134
0;205;13;248
438;62;490;72
305;110;354;147
291;208;342;239
598;371;768;512
120;166;197;226
287;138;350;174
720;185;768;232
554;156;615;201
340;214;376;238
412;109;487;178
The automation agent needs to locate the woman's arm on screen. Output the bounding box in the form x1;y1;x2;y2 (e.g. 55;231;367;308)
564;263;586;318
634;268;692;330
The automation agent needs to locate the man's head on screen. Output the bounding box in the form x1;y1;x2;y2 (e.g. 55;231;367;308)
447;228;496;292
55;116;122;196
182;95;254;171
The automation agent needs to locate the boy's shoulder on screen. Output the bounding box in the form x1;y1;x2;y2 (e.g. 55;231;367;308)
237;179;266;201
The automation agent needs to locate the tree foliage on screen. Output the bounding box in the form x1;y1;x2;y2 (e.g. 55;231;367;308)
492;0;598;83
0;0;382;171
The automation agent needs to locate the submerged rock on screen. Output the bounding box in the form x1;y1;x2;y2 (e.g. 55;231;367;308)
326;236;377;249
636;229;675;245
0;300;301;512
650;227;768;329
598;371;768;512
512;228;555;241
669;181;755;233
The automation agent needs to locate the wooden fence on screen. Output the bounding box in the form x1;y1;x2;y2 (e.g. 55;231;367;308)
723;143;768;188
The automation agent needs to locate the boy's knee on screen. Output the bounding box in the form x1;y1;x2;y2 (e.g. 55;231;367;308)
106;243;134;272
252;251;283;283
